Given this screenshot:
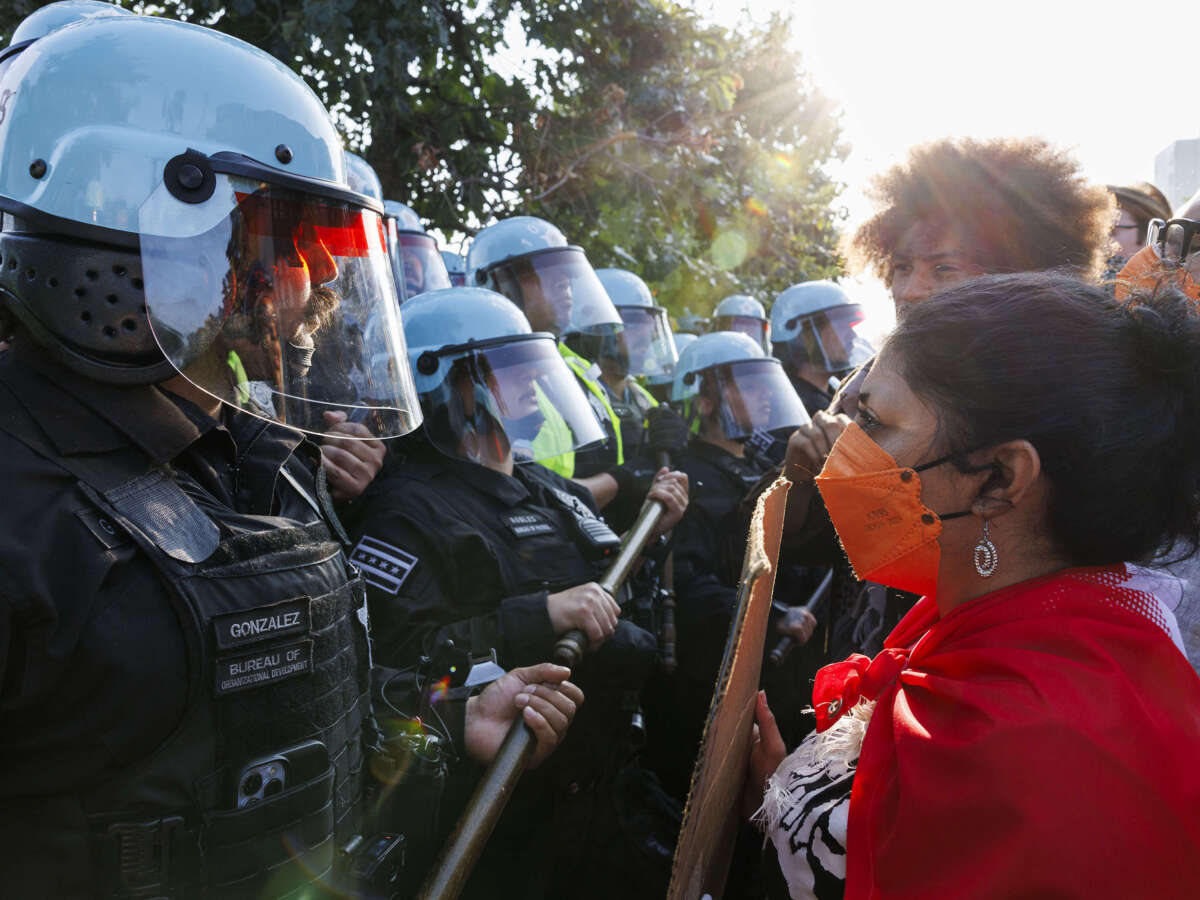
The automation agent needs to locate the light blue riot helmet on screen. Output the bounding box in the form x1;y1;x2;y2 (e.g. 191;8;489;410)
465;216;622;340
402;287;605;466
442;249;466;287
671;331;808;440
0;1;134;85
8;0;132;46
0;10;419;438
770;280;873;379
344;150;384;202
581;267;678;381
383;199;451;303
712;293;770;353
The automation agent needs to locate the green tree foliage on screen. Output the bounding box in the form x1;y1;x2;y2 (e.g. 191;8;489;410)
0;0;846;316
518;1;847;316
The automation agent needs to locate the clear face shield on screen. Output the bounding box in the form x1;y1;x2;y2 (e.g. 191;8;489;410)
691;358;809;440
419;334;605;467
714;314;770;353
591;305;678;380
139;172;421;439
485;247;623;338
784;305;875;376
386;222;452;302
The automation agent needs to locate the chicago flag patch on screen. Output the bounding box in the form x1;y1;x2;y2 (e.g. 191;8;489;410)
351;535;418;595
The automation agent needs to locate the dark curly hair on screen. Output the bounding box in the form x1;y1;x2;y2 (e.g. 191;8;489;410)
847;138;1115;285
886;272;1200;566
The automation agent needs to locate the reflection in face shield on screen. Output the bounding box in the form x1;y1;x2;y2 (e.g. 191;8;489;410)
485;248;621;338
706;370;772;435
445;358;510;466
389;233;452;302
417;336;606;467
517;264;574;334
794;305;872;375
403;252;425;298
141;176;420;439
219;198;349;391
692;359;809;441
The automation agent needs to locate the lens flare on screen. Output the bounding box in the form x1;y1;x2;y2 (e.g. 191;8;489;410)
428;674;451;705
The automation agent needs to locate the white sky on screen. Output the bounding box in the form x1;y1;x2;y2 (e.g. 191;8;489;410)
699;0;1200;337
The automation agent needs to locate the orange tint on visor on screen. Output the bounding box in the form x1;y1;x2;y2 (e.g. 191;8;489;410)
814;421;944;597
235;190;384;257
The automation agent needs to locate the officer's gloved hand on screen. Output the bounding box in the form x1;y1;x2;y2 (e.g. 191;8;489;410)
646;406;689;460
465;663;584;768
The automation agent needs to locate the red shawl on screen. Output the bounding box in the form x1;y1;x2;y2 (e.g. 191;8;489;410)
813;566;1200;899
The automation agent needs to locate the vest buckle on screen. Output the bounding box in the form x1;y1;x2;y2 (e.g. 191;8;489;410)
106;815;184;897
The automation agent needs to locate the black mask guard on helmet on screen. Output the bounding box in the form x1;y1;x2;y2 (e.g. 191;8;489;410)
0;217;168;383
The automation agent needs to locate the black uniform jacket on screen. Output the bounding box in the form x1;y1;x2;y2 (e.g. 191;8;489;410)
0;347;340;796
348;450;604;671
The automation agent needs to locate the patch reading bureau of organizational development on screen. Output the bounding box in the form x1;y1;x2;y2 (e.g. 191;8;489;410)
214;639;313;696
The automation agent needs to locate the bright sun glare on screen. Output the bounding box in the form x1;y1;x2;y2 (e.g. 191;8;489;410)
703;0;1200;338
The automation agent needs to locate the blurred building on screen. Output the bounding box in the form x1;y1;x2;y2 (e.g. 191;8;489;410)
1155;139;1200;210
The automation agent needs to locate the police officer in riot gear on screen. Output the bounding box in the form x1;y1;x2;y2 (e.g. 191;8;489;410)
769;280;875;415
466;216;629;485
0;9;577;897
385;199;452;303
645;331;812;800
578;267;678;457
346;286;689;899
711;292;771;353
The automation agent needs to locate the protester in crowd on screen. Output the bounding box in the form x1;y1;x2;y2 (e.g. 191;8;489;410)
1115;185;1200;303
749;272;1200;899
1111;190;1200;672
1107;180;1172;269
771;137;1116;660
644;331;810;801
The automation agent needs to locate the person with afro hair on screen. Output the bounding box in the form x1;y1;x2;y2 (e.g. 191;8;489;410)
845;137;1114;320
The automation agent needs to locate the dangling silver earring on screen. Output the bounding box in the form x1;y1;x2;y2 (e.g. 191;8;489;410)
974;519;998;577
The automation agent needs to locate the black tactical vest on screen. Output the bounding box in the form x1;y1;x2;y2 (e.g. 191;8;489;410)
0;375;373;899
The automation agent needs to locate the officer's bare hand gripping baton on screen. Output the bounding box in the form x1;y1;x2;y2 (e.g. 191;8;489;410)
767;567;834;668
417;493;667;900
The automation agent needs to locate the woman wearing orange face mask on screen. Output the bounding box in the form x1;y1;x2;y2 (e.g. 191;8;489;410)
748;272;1200;900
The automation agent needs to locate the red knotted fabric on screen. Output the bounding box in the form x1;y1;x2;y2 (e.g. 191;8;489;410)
816;565;1200;899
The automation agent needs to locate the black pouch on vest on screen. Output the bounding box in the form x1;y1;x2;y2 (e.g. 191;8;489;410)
204;764;337;896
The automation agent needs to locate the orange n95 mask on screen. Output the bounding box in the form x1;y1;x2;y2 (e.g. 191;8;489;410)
814;421;974;597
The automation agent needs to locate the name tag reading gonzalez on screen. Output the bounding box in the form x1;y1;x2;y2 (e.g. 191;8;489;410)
215;639;314;696
212;596;312;650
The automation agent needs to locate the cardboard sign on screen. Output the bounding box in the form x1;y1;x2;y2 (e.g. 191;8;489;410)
668;475;791;900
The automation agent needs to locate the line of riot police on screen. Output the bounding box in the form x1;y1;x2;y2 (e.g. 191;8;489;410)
0;4;881;899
